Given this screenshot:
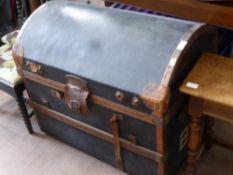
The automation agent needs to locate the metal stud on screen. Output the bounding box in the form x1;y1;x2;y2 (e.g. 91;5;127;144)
132;97;141;107
115;91;124;101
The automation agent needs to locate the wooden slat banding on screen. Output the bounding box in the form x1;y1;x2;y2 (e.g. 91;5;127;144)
22;70;162;126
90;95;158;125
23;70;65;91
30;101;164;163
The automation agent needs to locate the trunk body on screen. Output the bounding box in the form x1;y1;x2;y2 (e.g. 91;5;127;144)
13;1;218;175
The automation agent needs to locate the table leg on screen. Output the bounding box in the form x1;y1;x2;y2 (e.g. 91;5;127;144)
184;97;203;175
205;116;215;149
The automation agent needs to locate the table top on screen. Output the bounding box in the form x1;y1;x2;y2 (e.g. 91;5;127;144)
180;53;233;108
110;0;233;29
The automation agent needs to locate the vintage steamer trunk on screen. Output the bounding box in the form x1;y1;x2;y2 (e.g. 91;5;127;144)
13;1;217;175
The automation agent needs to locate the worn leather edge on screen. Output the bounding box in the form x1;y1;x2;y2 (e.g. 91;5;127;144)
139;84;170;117
163;24;218;87
161;23;205;87
12;43;24;76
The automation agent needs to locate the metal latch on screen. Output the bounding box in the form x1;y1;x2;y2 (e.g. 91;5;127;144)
26;61;42;73
64;75;90;115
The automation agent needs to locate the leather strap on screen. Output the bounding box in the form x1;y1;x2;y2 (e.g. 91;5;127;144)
111;114;123;170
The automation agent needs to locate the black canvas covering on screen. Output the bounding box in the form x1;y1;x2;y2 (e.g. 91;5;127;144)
18;1;199;94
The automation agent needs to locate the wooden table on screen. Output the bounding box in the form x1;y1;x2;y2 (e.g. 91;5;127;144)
108;0;233;29
180;53;233;174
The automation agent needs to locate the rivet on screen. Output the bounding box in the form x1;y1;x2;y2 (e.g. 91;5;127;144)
132;97;141;107
115;91;124;101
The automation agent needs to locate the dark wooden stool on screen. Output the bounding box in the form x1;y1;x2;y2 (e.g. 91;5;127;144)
0;78;34;134
180;53;233;175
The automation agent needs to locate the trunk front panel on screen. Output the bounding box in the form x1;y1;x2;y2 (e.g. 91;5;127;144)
34;109;158;175
25;79;157;151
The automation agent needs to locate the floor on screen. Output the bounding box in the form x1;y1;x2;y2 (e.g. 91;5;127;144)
0;91;232;175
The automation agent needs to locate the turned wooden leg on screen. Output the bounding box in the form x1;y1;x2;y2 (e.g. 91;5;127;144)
15;89;33;134
185;114;202;174
204;116;215;149
184;97;203;175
